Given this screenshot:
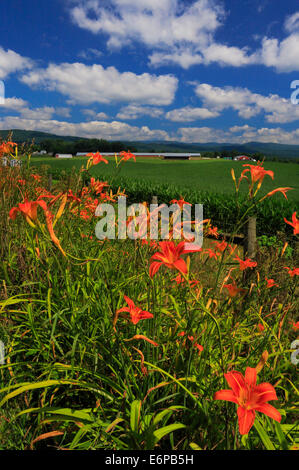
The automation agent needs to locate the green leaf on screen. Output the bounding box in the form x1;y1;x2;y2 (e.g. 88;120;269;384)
153;423;186;445
0;380;79;407
130;400;142;433
253;418;275;450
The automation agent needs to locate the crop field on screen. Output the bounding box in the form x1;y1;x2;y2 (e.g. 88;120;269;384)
30;155;299;202
0;145;298;451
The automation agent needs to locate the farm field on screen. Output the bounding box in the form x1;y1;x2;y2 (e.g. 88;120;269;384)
29;156;299;202
0;145;298;451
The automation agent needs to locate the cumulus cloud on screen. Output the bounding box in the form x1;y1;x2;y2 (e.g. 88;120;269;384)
165;106;220;122
284;12;299;33
260;33;299;72
0;98;72;120
20;62;178;106
70;0;223;49
0;115;170;141
0;47;33;79
82;109;110;120
70;0;258;69
0;96;29;111
116;104;164;120
68;1;299;72
176;125;299;144
193;83;299;123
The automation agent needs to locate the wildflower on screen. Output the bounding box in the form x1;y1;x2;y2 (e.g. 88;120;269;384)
149;241;189;278
204;248;220;259
223;282;246;297
265;278;278;288
119;150;136;163
234;255;257;271
284;212;299;235
86;151;108;167
124;334;158;347
9;199;47;225
169;197;192;209
213;240;228;252
283;266;299;277
207;226;219;238
116;296;153;325
90;178;109;194
257;323;265;332
31;174;42;182
214;367;281;435
172;274;199;288
242;163;274;184
290;321;299;331
264;187;293;200
0;141;17;155
194;343;204;354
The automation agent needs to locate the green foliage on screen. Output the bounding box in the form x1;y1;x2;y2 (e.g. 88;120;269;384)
0;154;298;451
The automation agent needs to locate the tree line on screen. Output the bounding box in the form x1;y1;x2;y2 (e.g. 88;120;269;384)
36;138;137;155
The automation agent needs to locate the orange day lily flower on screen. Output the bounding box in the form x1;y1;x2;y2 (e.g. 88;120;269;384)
149;241;188;278
264;187;293;200
86;151;108;167
9;199;47;225
234;255;257;271
223;282;246;297
214;367;281;435
116;296;153;325
119;150;136;163
242;163;274;184
283;266;299;277
284;212;299;235
169;197;192;209
0;141;17;155
266;278;278;288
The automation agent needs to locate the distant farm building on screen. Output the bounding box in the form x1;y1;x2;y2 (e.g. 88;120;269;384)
33;150;47;155
55;154;73;158
234;155;256;161
96;152;201;160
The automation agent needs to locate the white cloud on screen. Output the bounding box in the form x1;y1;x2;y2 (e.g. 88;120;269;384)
82;109;110;120
116;104;164;120
0;47;33;79
284;12;299;33
176;125;299;144
165;106;220;122
71;0;256;69
260;33;299;72
0;99;72;120
70;0;223;49
68;2;299;72
21;62;178;105
202;44;258;67
193;83;299;123
0;115;170;141
0;96;29;111
77;48;103;60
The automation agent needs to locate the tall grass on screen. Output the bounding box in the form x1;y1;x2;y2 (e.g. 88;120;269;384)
0;152;298;450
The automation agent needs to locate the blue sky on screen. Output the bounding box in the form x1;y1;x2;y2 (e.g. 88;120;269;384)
0;0;299;143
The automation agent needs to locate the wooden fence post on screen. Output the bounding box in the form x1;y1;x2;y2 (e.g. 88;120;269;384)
151;195;158;205
48;173;52;191
244;216;257;259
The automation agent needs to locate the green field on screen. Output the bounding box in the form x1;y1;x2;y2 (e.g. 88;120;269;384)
29;156;299;202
